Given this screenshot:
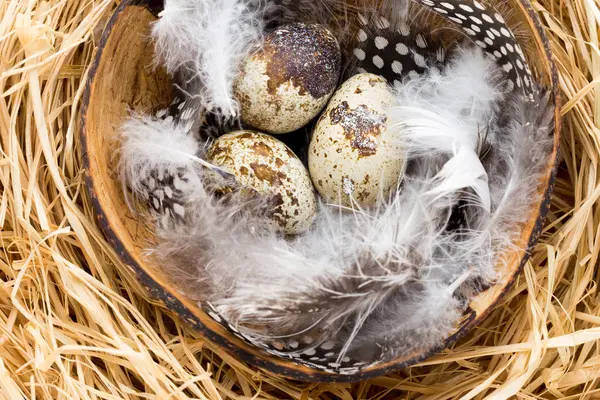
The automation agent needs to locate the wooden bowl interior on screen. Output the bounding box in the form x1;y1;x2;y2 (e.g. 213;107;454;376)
82;0;560;382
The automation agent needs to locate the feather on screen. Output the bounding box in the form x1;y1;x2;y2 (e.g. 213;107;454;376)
151;0;265;119
118;112;238;227
118;113;202;204
427;146;491;210
345;271;469;361
388;46;505;211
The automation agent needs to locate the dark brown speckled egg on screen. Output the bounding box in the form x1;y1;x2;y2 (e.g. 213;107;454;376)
233;23;341;134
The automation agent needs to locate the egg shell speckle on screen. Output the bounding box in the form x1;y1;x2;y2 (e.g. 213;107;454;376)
234;23;341;134
308;73;405;208
207;131;317;234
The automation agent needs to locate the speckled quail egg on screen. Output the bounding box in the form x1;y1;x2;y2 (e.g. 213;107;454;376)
207;130;317;234
233;23;341;134
308;73;405;208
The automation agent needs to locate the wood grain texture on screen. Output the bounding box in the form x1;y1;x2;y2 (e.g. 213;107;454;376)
80;0;561;382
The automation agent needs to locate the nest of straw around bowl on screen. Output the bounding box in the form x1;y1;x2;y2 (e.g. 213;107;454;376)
0;0;599;398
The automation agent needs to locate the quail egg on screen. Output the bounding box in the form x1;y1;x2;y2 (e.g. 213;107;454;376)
308;73;405;208
233;23;341;134
207;130;317;234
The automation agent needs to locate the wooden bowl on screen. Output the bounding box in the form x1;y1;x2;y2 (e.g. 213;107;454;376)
81;0;561;382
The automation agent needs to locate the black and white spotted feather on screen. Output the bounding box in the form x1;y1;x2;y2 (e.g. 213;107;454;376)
118;0;555;374
349;11;447;84
415;0;537;98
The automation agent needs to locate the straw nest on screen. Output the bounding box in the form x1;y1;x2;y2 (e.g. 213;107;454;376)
0;0;598;398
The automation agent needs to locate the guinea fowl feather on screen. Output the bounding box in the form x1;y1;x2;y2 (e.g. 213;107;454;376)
118;114;203;211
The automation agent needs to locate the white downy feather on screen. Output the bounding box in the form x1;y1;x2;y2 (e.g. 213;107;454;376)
118;114;203;203
428;146;491;211
151;0;264;119
389;46;506;211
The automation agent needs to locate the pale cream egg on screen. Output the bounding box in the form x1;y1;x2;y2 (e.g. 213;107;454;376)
308;73;405;208
207;130;317;234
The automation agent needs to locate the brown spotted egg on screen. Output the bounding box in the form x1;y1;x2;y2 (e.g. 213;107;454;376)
233;23;341;134
207;131;317;234
308;73;405;208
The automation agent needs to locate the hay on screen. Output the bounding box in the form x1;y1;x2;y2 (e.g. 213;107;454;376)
0;0;598;397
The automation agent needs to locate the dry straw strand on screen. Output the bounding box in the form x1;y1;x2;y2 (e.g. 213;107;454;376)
0;0;599;398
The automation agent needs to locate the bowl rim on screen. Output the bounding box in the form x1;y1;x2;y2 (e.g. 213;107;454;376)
80;0;562;383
